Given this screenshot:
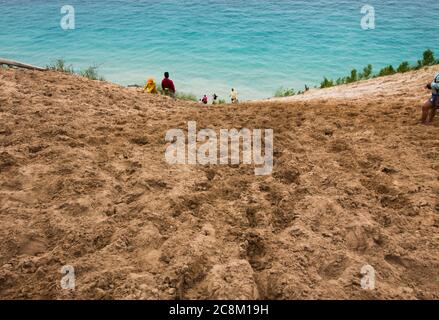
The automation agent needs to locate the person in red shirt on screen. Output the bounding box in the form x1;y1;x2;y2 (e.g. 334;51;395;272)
161;72;176;98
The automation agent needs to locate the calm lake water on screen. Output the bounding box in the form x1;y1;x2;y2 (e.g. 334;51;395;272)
1;0;438;100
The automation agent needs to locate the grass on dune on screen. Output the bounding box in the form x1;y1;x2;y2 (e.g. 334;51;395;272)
47;59;105;81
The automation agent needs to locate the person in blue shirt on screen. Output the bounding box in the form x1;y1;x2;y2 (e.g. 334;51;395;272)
421;73;439;124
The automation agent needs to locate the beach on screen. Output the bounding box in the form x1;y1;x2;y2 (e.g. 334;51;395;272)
1;0;439;100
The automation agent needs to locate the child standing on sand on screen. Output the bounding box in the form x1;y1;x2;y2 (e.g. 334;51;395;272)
421;73;439;124
230;88;238;104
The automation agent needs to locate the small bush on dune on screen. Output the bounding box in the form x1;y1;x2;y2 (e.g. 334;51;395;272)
346;69;358;83
336;77;346;85
360;64;373;79
155;85;197;101
415;49;436;69
48;59;104;80
320;77;334;88
378;65;396;77
422;49;436;66
175;92;197;101
274;87;296;97
47;59;74;74
397;61;411;73
80;65;105;81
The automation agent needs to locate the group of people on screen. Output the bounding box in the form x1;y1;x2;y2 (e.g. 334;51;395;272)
199;89;238;105
143;71;439;122
143;72;239;104
143;72;176;98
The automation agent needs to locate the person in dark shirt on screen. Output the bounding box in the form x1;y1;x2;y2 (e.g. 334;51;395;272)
161;72;176;98
212;94;218;105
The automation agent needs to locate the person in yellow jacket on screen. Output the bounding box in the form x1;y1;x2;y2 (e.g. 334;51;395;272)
143;78;159;94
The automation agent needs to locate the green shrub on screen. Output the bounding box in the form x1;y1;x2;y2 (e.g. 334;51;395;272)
320;77;334;88
155;84;197;101
397;61;411;73
414;60;423;70
378;65;396;77
422;49;435;66
360;64;373;79
48;59;105;80
218;99;226;104
415;49;437;69
175;92;197;101
80;65;105;81
336;77;346;85
274;87;296;97
47;59;74;74
346;69;358;83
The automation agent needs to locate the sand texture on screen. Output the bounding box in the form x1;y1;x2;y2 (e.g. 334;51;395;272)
0;67;439;299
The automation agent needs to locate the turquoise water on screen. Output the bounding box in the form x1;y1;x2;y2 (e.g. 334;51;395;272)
1;0;438;100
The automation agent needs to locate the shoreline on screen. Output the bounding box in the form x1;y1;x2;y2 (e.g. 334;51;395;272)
3;48;439;104
3;58;439;106
248;66;439;104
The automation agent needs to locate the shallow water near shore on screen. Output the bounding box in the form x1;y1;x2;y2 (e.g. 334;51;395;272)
1;0;439;100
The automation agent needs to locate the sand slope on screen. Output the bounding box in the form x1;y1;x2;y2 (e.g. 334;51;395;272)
263;67;439;103
0;67;439;300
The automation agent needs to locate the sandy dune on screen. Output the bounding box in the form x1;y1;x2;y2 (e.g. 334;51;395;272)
0;66;438;300
262;67;439;103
